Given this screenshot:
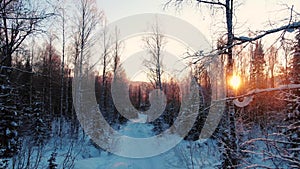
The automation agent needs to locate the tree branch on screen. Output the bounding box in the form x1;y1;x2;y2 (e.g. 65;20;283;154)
225;84;300;101
0;14;55;20
192;21;300;65
234;21;300;45
164;0;226;9
195;0;226;7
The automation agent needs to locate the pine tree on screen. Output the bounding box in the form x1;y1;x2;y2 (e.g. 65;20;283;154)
290;29;300;85
32;97;49;146
0;69;20;158
0;159;9;169
284;29;300;163
247;40;269;128
285;29;300;118
48;152;58;169
250;40;266;90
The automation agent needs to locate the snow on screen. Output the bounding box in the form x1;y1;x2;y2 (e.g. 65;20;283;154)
2;116;222;169
10;121;18;127
74;139;221;169
5;128;11;135
4;108;294;168
72;116;221;169
115;121;183;158
130;113;148;123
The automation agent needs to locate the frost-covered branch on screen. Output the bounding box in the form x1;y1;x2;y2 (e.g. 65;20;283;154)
234;21;300;44
0;66;48;77
243;164;274;169
241;138;300;147
227;84;300;101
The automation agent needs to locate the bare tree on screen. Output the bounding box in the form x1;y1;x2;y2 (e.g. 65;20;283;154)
143;21;166;90
58;6;67;139
100;22;111;111
268;45;278;88
71;0;102;98
168;1;238;166
74;0;102;73
0;0;53;67
281;38;293;85
112;27;122;75
70;0;102;139
48;34;55;116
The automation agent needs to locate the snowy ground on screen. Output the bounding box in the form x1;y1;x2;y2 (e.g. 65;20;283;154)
3;113;223;169
4;113;288;168
73;114;222;169
74;123;221;169
3;113;221;169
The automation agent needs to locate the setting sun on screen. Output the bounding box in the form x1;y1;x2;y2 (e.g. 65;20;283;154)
229;75;241;90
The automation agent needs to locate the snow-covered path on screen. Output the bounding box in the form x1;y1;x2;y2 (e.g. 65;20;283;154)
75;114;164;169
74;114;221;169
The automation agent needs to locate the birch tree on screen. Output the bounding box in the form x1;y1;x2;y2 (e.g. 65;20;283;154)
99;23;111;112
70;0;102;138
143;22;166;90
268;46;278;88
72;0;102;103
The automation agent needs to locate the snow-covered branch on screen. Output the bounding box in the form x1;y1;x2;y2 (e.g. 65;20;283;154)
212;84;300;107
234;21;300;45
241;138;300;147
228;84;300;101
0;66;48;77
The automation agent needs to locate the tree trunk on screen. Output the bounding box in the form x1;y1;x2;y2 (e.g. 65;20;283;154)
224;0;238;167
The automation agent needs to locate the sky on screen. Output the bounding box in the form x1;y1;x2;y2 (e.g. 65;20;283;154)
97;0;300;39
94;0;300;82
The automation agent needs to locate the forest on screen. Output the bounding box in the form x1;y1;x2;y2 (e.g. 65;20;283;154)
0;0;300;168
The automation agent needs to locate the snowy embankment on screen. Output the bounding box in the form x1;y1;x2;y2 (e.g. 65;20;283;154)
74;113;221;169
